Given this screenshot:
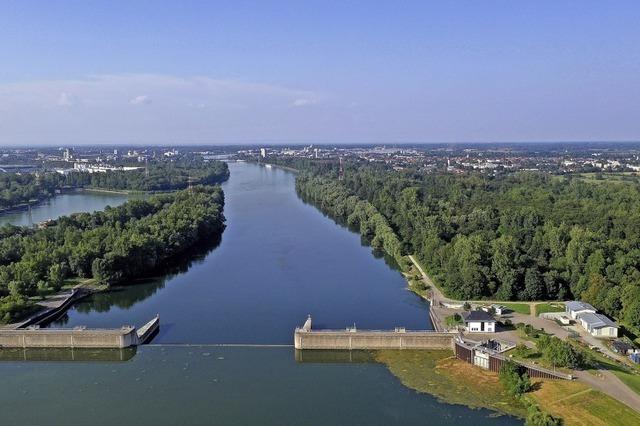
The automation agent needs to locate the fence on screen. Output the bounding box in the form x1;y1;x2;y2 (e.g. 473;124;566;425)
454;339;572;380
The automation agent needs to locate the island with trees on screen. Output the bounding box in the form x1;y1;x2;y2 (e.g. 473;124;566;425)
0;157;229;211
0;185;225;323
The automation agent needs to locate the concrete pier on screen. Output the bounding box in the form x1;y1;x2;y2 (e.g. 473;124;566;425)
136;315;160;344
0;316;160;349
294;317;455;350
0;326;139;349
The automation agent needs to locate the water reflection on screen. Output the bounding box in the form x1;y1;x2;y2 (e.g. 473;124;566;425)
49;236;222;326
0;347;137;362
297;192;403;272
294;349;376;363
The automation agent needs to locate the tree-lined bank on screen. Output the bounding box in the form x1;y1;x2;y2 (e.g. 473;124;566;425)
0;158;229;211
0;186;225;323
272;157;640;332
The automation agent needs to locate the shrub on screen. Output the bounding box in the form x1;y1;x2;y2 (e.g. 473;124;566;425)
499;361;532;397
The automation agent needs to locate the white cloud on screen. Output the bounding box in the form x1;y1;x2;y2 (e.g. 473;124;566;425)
129;95;151;105
291;98;318;107
0;74;330;144
57;92;77;107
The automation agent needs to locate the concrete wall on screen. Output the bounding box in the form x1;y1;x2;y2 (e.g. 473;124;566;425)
0;327;139;349
294;329;455;350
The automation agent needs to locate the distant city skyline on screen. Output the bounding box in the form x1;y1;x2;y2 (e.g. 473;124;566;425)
1;1;639;145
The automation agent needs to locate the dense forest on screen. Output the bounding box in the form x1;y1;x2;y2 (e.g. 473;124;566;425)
0;172;62;210
0;158;229;210
292;160;640;330
0;186;225;322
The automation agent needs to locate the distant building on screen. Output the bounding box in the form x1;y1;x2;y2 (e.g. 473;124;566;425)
480;304;504;315
462;310;496;333
260;148;267;158
491;304;505;315
565;301;597;319
576;312;618;338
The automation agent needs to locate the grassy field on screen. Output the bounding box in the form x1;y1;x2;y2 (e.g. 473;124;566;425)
530;379;640;425
376;349;640;425
577;172;640;183
375;350;528;418
534;302;565;316
501;302;531;315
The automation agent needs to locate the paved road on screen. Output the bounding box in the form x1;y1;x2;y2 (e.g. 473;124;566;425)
573;369;640;412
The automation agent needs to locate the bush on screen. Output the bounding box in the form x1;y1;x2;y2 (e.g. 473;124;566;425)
499;361;532;397
525;404;563;425
536;335;593;369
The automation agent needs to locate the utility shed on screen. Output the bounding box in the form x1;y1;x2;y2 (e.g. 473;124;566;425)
566;301;597;319
577;312;618;338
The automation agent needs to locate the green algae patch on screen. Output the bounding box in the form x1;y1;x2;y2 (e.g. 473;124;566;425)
375;350;528;418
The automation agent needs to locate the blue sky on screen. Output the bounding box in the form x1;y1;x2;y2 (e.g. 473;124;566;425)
0;1;639;145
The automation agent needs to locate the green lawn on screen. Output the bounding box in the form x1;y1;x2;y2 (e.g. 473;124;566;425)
531;379;640;426
445;314;463;327
535;303;565;316
501;302;531;315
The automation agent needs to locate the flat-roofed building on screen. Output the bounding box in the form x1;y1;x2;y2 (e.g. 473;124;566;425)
565;301;597;319
577;312;618;338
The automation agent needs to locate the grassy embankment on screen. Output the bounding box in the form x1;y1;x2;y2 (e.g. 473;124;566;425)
375;350;528;418
376;350;640;425
530;379;640;426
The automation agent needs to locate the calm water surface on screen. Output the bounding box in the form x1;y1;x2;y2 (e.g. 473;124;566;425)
0;163;521;425
0;191;132;227
50;162;429;343
0;346;519;425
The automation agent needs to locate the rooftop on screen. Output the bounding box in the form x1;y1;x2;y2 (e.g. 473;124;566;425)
463;310;496;322
577;312;617;329
566;301;597;312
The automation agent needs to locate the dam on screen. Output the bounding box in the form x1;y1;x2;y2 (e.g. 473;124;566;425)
0;316;159;349
294;316;456;350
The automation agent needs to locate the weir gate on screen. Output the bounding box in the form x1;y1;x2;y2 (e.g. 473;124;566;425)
293;316;572;380
294;316;456;350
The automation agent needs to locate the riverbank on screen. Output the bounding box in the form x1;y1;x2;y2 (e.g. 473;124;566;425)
0;198;49;216
375;350;528;418
250;160;300;174
81;187;143;195
1;186;226;325
376;349;640;425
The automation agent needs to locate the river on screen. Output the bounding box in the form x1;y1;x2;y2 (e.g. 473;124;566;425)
0;162;521;425
0;191;133;227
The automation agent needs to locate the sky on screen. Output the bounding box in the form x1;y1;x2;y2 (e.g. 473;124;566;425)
0;0;639;145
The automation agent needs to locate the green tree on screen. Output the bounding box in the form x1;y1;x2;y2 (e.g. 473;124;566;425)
499;361;532;397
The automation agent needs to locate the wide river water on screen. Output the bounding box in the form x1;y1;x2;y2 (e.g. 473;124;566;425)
0;162;521;425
